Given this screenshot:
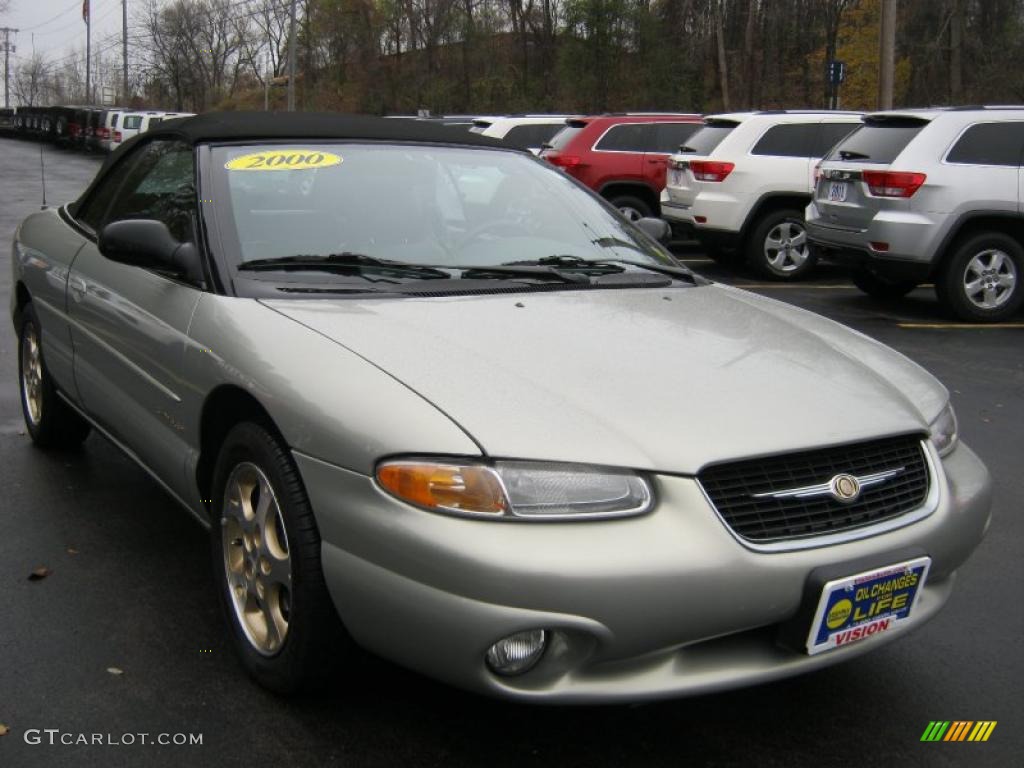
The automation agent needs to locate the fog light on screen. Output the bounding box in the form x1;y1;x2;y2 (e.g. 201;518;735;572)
485;630;548;676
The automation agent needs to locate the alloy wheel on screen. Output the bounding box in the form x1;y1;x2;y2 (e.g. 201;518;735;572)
618;205;644;222
221;462;293;656
763;221;810;274
962;249;1017;310
21;322;44;427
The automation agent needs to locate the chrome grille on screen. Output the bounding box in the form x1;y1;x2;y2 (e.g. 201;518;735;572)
698;435;930;543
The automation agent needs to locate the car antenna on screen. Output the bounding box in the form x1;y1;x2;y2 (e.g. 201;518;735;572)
40;144;48;209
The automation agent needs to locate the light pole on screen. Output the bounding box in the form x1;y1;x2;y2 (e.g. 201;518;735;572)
123;0;129;102
287;0;297;111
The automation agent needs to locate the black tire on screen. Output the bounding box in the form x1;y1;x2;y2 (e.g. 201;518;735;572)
17;302;91;449
210;421;349;694
746;208;818;280
608;194;653;222
850;270;919;299
936;231;1024;322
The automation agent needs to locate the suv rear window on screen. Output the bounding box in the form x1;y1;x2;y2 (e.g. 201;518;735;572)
504;123;562;149
678;121;737;155
653;122;701;153
827;118;927;163
545;122;584;151
946;122;1024;166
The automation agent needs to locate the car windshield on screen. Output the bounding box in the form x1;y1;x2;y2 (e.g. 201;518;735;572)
211;142;676;274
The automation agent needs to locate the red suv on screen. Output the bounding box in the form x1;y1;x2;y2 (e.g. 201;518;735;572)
540;113;702;220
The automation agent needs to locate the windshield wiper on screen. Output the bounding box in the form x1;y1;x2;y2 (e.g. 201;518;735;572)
677;145;698;153
456;263;591;284
505;254;698;285
502;254;626;273
837;150;871;161
237;253;453;280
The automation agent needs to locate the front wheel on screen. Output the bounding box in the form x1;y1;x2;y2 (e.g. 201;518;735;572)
936;232;1023;322
850;270;919;299
746;209;818;280
211;421;349;693
18;303;91;449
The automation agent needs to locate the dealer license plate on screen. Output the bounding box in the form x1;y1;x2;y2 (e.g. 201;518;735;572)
668;168;685;187
827;181;848;202
806;556;931;655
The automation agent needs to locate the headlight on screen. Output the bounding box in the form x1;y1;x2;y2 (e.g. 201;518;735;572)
376;459;652;520
928;402;958;458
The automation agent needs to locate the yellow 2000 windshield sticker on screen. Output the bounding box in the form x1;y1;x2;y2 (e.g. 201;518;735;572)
225;150;342;171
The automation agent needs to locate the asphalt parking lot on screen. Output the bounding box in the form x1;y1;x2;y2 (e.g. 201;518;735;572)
0;136;1020;768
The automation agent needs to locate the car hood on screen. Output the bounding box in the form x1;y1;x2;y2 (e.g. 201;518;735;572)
262;284;946;474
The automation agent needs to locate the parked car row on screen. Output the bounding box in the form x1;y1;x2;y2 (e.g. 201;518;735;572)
6;105;194;153
7;104;1020;321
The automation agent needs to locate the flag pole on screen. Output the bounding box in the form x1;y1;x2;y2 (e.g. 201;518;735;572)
84;0;91;103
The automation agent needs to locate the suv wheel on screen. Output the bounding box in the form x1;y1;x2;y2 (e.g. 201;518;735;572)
937;232;1023;322
850;270;918;299
211;421;349;693
609;195;652;222
18;303;92;449
747;209;817;280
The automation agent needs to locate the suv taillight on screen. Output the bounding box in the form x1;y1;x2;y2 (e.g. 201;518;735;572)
862;171;926;198
547;154;582;169
113;130;122;142
813;163;823;183
689;161;734;182
99;127;109;139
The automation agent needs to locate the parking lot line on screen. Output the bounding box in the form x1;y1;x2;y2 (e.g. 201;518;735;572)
897;322;1024;329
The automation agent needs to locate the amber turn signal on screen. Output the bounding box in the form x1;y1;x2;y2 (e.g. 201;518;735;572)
376;462;508;515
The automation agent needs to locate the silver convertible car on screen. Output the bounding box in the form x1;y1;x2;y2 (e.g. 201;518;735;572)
12;113;992;701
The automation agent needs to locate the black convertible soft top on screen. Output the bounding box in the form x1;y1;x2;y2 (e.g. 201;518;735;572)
142;111;512;149
72;111;520;216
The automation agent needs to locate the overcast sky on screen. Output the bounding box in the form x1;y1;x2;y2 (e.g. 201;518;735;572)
4;0;131;70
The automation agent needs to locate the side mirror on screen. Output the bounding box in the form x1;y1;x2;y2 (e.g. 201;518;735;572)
99;219;202;284
635;216;672;244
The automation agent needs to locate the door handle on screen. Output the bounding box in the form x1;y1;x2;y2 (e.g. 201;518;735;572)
69;276;87;300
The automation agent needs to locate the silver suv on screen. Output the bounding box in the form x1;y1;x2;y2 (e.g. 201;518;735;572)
806;108;1024;322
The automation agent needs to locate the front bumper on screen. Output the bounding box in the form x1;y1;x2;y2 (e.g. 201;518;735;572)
295;443;992;703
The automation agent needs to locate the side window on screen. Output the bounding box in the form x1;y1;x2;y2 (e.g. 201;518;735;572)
106;140;196;243
750;124;817;157
946;122;1024;166
814;123;860;157
595;123;652;152
653;122;701;153
122;115;142;130
75;153;144;232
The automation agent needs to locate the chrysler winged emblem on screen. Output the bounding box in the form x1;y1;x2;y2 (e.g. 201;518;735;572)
752;467;904;504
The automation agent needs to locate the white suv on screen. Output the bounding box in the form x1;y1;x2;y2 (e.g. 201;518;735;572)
807;108;1023;322
663;111;862;278
469;115;574;154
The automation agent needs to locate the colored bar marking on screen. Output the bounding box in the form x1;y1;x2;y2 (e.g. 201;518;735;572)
921;721;949;741
979;721;997;742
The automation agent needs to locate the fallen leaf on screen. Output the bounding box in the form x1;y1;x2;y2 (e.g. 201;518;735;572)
66;547;79;555
107;667;124;676
28;567;51;581
0;723;9;736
